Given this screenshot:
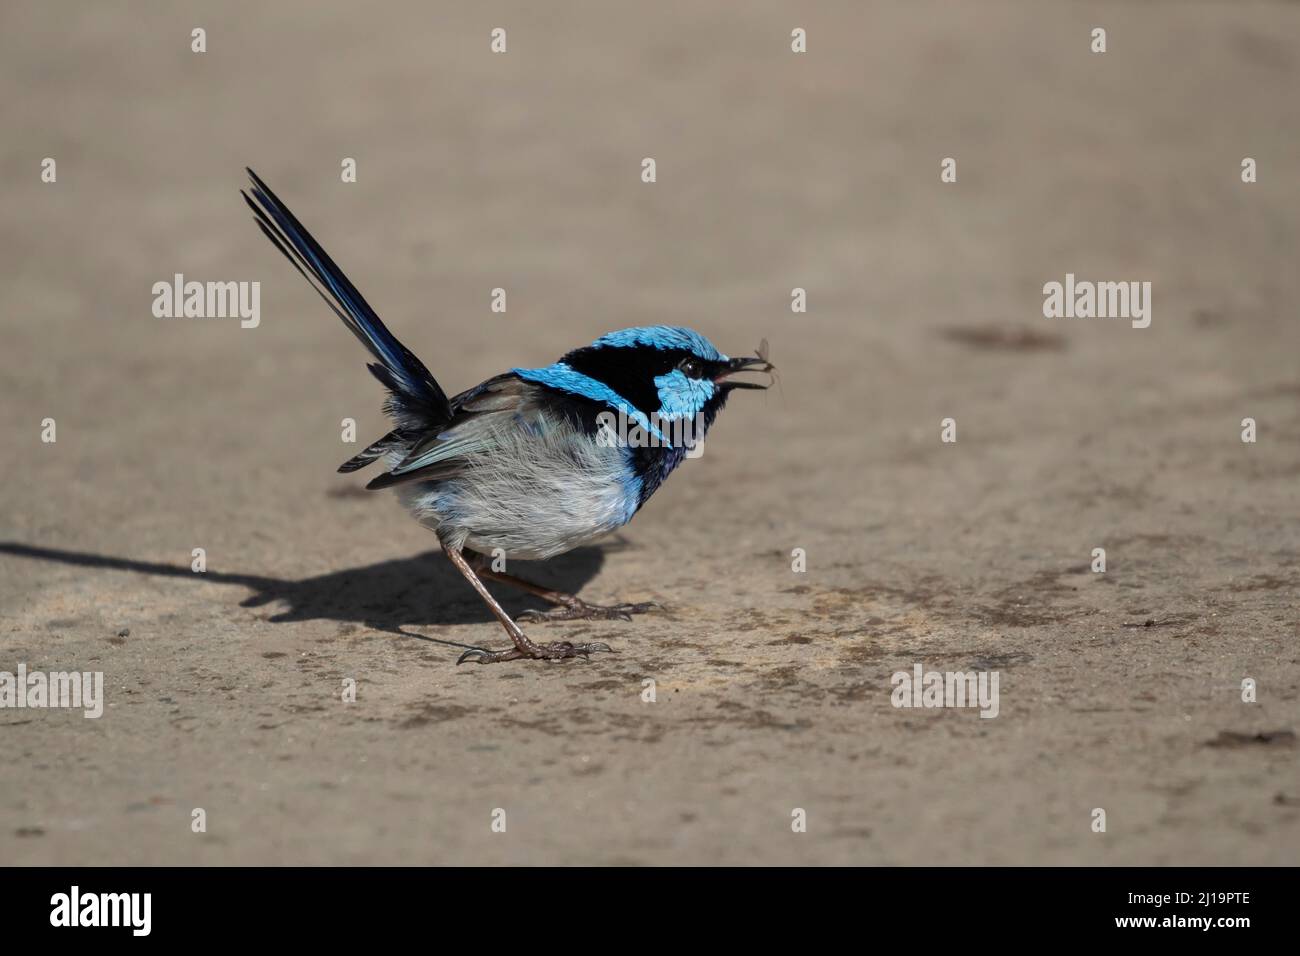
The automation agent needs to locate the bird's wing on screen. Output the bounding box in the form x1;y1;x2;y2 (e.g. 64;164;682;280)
364;375;586;490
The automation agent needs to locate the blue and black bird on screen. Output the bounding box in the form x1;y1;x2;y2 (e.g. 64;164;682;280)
241;169;774;664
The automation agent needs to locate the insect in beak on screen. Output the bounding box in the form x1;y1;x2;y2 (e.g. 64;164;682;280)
715;338;776;390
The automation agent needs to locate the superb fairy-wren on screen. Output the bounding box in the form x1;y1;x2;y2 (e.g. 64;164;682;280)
242;170;774;663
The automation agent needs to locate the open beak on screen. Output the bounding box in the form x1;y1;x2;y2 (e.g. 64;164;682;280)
715;354;776;391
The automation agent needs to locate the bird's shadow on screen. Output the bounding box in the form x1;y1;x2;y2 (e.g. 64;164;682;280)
0;541;610;652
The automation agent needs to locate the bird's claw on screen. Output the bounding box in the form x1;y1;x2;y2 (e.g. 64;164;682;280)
457;647;493;665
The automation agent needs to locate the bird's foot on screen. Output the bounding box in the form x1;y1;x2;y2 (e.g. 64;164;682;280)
517;600;662;623
456;640;614;665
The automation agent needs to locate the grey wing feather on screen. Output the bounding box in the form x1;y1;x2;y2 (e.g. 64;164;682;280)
364;376;538;490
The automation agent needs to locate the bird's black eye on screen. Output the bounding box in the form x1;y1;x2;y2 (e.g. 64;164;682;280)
678;357;704;378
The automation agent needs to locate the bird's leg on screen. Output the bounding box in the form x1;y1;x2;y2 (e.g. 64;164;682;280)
444;542;612;664
468;557;662;623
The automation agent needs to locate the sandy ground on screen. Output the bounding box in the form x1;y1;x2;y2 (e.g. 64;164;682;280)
1;1;1298;865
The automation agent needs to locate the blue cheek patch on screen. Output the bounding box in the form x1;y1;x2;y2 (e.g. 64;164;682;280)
653;369;715;420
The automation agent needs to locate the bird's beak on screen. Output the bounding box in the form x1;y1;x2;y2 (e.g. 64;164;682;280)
715;354;775;390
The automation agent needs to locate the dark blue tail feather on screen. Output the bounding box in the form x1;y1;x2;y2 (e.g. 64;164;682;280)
241;168;452;426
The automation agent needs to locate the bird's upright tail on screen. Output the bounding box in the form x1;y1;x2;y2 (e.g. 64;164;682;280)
241;169;453;463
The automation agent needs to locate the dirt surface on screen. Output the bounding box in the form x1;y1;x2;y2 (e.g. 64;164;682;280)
2;1;1298;865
